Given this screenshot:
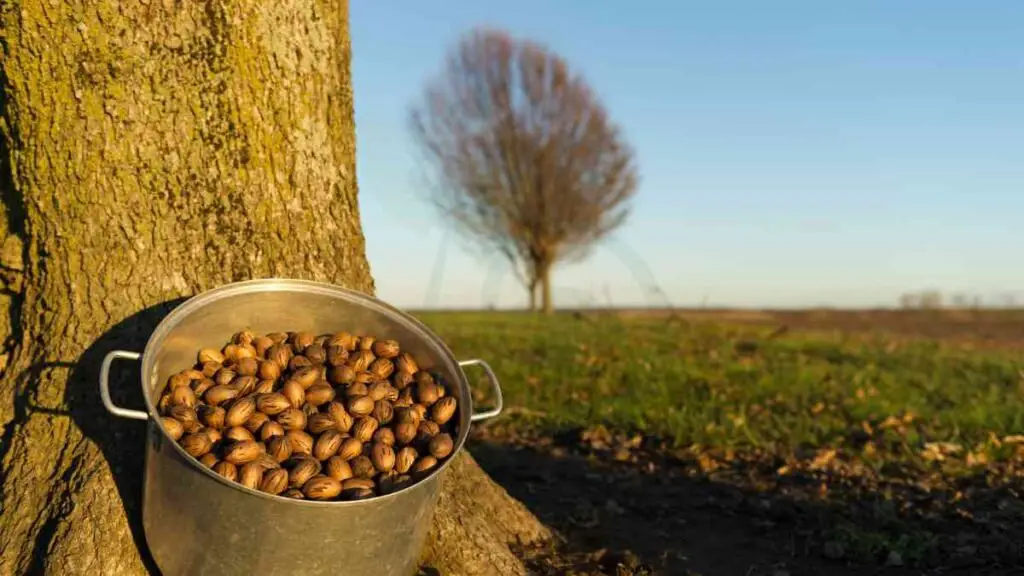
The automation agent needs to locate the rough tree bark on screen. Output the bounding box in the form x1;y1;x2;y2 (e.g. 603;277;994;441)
0;1;547;575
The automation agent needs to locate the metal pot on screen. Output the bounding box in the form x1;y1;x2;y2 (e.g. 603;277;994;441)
98;279;503;576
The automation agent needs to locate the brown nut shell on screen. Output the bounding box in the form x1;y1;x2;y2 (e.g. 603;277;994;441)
416;420;440;446
292;331;316;354
230;375;258;396
276;408;307;431
347;395;374;417
307;413;337;435
352;417;379;443
259;420;285;442
204;428;222;445
369;358;394;380
259;468;289;495
357;336;375;352
395;352;418;375
328;364;356;386
305;383;335;407
252;336;274;358
411;455;438;476
350;455;376;478
168;404;198;427
394;422;418;445
234;357;259;377
198;405;226;429
394;407;421;426
373;427;396;446
204;385;239;406
288;457;321;487
431;396;457;425
200;362;221;378
258;360;281;381
304;343;327;365
326;456;354;482
342;477;375;491
267;436;293;463
214;368;236;387
256;389;292;412
224;426;255;443
348;350;375;372
371;400;394;425
170;385;196;408
224;440;262;465
372;340;400;359
225;396;256;428
181;432;213;458
267;343;292;370
416;380;441;407
428;433;454;459
192;377;216;397
337;437;363;461
313;430;345;461
327;402;354;433
292;366;321;389
392;370;414;390
303;475;342;500
238;462;264;490
285;430;314;456
367;381;391;402
254;379;276;395
281;380;305;410
370;443;396;473
161;417;184;441
346;382;369;398
213;460;238;482
244;411;270;433
395;447;418;474
198;348;226;364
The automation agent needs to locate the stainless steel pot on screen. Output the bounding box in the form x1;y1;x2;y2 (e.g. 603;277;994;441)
98;279;503;576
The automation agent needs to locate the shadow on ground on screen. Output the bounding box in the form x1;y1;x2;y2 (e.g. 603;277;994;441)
469;430;1024;576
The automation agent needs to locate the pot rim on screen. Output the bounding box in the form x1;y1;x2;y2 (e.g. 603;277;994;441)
141;277;471;507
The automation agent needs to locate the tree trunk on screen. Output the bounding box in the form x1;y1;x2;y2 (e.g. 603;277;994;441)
540;264;554;315
527;280;538;312
0;2;547;575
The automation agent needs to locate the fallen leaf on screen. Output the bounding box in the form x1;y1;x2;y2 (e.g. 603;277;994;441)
809;448;837;471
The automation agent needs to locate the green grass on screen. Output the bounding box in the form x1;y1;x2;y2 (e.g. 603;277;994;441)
416;311;1024;472
416;310;1024;564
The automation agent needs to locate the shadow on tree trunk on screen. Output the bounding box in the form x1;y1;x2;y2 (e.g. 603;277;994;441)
12;298;188;573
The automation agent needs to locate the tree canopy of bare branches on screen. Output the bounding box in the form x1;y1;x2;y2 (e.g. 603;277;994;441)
409;27;638;313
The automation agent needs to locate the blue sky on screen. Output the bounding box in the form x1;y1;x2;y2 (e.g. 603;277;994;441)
350;0;1023;309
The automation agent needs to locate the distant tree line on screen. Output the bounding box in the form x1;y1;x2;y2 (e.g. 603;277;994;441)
897;291;1020;309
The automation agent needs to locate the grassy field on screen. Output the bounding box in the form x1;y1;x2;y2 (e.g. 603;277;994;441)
414;310;1024;575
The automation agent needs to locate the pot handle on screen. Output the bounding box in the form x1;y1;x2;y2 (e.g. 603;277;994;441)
459;358;504;422
100;350;149;421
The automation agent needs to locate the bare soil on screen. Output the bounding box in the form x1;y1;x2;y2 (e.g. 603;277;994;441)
606;308;1024;349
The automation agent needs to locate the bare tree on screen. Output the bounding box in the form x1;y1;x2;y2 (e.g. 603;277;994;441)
409;27;638;314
